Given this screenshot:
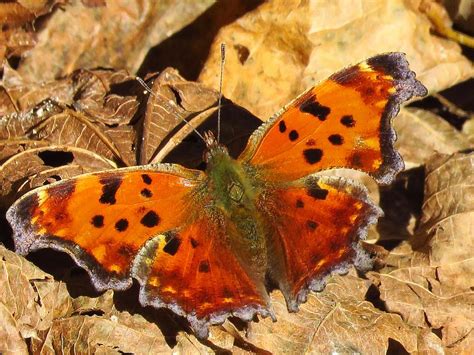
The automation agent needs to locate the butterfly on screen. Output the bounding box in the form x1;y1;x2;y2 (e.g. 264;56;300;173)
7;53;427;338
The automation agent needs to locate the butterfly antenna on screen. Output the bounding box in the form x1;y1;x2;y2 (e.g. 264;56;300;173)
217;43;226;144
135;76;206;143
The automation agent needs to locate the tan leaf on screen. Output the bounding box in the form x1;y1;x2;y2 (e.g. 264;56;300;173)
40;313;171;354
0;145;115;207
371;152;474;353
0;245;72;338
416;152;474;263
139;68;218;164
0;303;28;354
199;0;473;120
245;273;418;354
17;0;216;82
395;108;472;169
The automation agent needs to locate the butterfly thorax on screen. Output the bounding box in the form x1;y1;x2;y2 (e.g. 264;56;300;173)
203;142;268;271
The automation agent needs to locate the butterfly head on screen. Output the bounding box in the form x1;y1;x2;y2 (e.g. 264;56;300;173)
203;131;230;166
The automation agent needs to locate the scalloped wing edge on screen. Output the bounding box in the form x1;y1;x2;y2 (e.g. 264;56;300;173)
239;52;428;185
6;163;204;292
131;233;276;339
285;174;382;310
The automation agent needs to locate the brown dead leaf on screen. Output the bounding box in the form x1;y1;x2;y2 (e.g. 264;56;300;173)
416;152;474;259
199;0;473;120
0;1;62;63
0;245;177;354
0;145;116;208
16;0;215;82
71;69;139;126
244;273;418;354
0;245;73;340
370;152;474;353
395;108;472;169
0;303;28;354
38;312;172;354
140;68;218;164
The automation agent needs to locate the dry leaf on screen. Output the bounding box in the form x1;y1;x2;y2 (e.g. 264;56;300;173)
199;0;474;119
139;68;218;164
370;152;474;353
395;108;472;169
16;0;216;82
0;0;62;63
0;303;28;354
244;273;418;354
0;145;115;208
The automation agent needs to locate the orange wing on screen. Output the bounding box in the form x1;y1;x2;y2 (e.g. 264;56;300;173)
133;218;272;338
7;165;203;290
239;53;427;184
259;175;380;308
7;165;273;337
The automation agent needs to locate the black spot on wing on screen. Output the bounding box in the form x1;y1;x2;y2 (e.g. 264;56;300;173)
163;236;181;255
190;237;199;248
300;96;331;121
340;115;355;127
279;121;287;133
99;176;122;205
307;183;329;200
328;134;344;145
141;188;153;198
91;215;104;228
303;148;323;164
289;130;299;141
140;210;160;227
296;199;304;208
141;174;152;185
115;218;129;232
307;220;318;230
198;260;210;273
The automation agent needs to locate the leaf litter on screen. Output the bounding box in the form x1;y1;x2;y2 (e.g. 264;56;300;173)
1;0;474;353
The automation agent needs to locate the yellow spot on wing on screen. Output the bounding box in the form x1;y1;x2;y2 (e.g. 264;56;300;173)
92;245;106;262
110;264;122;272
149;276;160;287
37;190;48;203
358;63;372;72
364;138;379;149
375;100;387;108
317;258;327;267
163;286;176;294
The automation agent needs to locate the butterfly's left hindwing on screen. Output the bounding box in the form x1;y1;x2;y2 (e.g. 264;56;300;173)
7;166;204;290
132;217;272;338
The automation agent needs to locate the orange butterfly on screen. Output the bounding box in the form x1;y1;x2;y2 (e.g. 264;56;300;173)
7;53;427;338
